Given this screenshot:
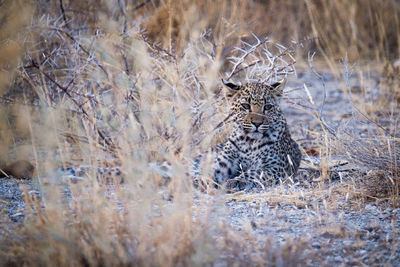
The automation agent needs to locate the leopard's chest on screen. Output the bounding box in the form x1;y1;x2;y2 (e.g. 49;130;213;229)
231;135;276;168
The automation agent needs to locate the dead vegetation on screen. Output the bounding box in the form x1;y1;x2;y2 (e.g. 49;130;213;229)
0;0;399;266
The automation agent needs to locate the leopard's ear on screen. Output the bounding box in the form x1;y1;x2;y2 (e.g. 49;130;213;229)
269;79;286;97
222;79;241;97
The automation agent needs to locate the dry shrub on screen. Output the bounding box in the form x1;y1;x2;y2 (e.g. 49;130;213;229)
331;132;400;205
312;59;400;205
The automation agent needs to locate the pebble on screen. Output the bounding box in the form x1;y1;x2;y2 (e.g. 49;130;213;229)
378;213;388;220
321;231;334;239
28;190;41;196
10;212;24;217
343;240;353;246
359;249;367;255
312;241;321;249
365;205;377;212
334;256;343;262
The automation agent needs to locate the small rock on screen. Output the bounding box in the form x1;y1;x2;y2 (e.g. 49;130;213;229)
384;208;392;213
365;204;377;212
250;202;258;208
312;241;321;249
63;175;84;184
321;231;334;239
378;213;388;220
350;85;362;93
343;240;353;246
28;190;40;196
334;256;343;262
359;249;367;255
369;233;381;241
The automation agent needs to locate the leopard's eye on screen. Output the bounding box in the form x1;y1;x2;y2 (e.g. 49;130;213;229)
241;103;251;110
264;104;274;111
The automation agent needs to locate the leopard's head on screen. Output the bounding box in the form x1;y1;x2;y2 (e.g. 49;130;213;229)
223;80;287;139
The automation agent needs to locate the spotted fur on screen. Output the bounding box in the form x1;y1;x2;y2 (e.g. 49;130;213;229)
214;80;301;190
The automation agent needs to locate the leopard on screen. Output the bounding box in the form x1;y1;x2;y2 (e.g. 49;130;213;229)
214;79;302;190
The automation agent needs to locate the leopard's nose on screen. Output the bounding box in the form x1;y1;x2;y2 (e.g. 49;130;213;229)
252;121;262;128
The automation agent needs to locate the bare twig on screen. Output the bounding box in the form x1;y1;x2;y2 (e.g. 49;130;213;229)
48;27;109;77
118;0;130;75
307;51;337;137
59;0;70;30
140;32;176;62
28;60;118;152
133;0;151;11
308;52;327;120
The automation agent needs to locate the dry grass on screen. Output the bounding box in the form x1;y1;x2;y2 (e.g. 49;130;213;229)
0;0;399;265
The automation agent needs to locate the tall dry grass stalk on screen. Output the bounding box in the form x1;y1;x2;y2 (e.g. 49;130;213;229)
0;0;34;168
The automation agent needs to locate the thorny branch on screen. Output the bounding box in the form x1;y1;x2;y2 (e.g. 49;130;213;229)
47;27;109;77
27;60;119;152
225;35;296;84
226;35;269;80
